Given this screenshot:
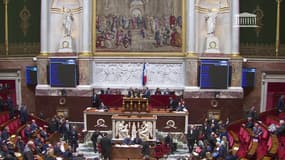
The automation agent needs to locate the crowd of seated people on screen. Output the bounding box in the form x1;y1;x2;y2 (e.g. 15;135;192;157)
186;117;237;160
0;103;83;160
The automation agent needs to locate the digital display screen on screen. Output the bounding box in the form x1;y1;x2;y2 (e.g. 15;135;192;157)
49;59;77;87
199;60;229;89
242;68;256;87
26;66;37;85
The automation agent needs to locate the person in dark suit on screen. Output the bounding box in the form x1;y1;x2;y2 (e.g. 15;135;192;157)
141;141;150;159
91;129;102;153
0;96;3;112
187;125;198;153
6;95;14;119
92;93;101;109
243;116;254;129
247;106;258;120
169;97;178;111
276;120;285;136
20;104;28;125
132;133;143;145
142;87;151;99
100;133;112;160
23;141;35;160
277;95;285;114
69;126;78;152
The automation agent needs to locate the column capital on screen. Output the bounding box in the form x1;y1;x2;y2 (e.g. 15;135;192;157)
3;0;9;5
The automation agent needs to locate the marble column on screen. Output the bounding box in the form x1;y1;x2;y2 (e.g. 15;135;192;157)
80;0;92;54
186;0;195;54
78;57;92;88
184;58;199;88
37;56;49;85
40;0;49;54
231;0;239;54
230;58;242;87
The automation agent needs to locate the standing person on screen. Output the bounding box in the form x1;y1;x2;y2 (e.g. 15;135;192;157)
6;95;14;119
23;141;35;160
91;129;102;153
19;104;28;125
0;96;3;111
100;133;112;160
69;126;78;152
187;125;198;153
141;140;150;159
277;95;285;114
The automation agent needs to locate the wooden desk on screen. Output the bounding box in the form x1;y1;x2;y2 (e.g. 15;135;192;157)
112;145;154;160
84;108;188;133
122;97;149;112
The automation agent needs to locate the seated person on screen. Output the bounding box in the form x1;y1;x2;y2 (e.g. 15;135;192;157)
154;88;162;95
169;97;178;111
133;133;143;145
98;102;108;111
176;101;187;112
122;135;132;145
243;116;254;129
252;122;262;139
142;87;151;99
30;119;38;132
275;120;285;136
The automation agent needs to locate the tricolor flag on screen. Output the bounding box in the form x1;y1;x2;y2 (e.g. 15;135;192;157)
142;63;147;86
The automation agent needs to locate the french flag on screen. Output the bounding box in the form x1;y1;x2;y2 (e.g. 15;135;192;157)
142;63;147;86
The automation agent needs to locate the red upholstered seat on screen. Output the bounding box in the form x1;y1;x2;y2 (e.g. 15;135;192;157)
153;144;164;159
162;143;171;155
228;133;234;147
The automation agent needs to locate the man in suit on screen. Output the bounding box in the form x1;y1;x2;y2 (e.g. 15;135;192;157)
92;93;101;109
277;95;285;114
20;104;28;125
100;133;112;160
187;125;198;153
23;141;35;160
6;95;14;119
91;129;102;153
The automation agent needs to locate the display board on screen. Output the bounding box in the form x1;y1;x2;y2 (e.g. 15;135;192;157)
242;68;256;88
26;66;37;85
199;60;229;89
49;58;77;87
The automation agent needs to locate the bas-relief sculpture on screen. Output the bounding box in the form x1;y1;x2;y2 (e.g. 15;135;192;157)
93;62;184;88
115;120;154;141
95;0;183;52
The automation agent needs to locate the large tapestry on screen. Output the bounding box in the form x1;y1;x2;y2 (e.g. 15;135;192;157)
95;0;184;52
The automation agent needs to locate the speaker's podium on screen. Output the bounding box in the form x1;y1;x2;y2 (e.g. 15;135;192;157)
122;97;149;112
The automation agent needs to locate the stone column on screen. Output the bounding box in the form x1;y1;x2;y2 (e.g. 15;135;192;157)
186;0;195;53
80;0;92;54
78;57;92;88
40;0;49;54
36;56;49;85
184;58;199;93
231;0;239;54
230;58;242;87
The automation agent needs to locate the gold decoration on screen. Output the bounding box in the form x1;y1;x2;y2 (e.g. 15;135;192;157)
253;5;264;38
19;5;31;36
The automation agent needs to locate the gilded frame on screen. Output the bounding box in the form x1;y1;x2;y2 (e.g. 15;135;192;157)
92;0;186;57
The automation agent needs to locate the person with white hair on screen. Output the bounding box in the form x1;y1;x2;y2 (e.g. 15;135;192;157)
275;119;285;136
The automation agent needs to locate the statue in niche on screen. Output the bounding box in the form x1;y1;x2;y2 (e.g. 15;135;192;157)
58;7;74;52
62;7;74;37
205;11;217;36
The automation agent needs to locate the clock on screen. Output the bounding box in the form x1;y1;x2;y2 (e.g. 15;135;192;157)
209;41;217;49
